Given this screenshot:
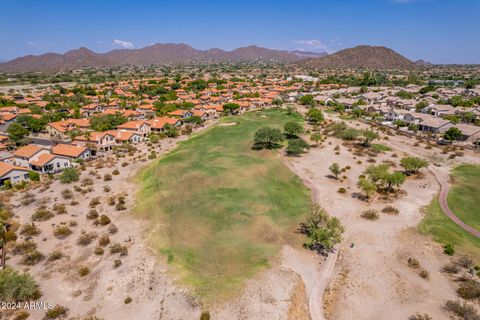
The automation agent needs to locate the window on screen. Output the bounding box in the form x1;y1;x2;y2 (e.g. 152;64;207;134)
57;162;61;168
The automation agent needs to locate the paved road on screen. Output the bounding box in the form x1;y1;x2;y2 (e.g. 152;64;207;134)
429;167;480;238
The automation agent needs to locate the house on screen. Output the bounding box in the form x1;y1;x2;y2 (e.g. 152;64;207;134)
73;132;116;153
29;153;71;174
167;110;193;119
146;117;182;132
314;95;333;105
13;145;50;168
46;118;91;138
0;162;30;186
454;124;480;142
417;116;454;133
106;130;143;144
191;110;209;121
117;120;151;137
52;144;91;161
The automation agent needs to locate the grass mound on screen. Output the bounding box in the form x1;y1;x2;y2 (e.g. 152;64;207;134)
135;108;310;301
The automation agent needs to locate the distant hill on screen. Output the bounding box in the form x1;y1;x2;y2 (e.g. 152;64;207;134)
291;50;328;59
300;45;418;70
0;43;307;73
415;59;433;67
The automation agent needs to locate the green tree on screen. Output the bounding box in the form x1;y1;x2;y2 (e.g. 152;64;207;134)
299;205;344;254
384;172;406;192
443;127;463;142
400;157;428;175
0;267;41;301
28;171;40;182
223;103;240;115
357;177;377;200
90;114;127;132
286;138;309;155
253;127;284;150
306;108;324;124
298;94;314;106
164;123;179;138
310;133;322;146
7;123;29;145
362;130;378;147
272;98;283;107
284;121;303;139
59;168;79;184
329;163;341;180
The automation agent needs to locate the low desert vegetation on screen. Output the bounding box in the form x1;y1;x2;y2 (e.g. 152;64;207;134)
361;209;379;221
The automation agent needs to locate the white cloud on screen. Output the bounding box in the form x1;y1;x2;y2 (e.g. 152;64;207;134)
294;39;328;50
26;42;36;46
113;39;134;49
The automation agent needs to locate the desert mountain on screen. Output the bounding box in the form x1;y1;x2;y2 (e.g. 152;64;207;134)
300;45;418;70
0;43;306;73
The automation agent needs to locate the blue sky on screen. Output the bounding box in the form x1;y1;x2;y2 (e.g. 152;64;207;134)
0;0;479;64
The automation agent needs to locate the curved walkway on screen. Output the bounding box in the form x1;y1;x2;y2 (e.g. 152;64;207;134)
429;167;480;238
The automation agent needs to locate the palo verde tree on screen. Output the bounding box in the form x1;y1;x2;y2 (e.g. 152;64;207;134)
400;157;429;175
329;163;341;180
361;129;378;147
298;94;314;106
222;103;240;115
286;138;309;156
253;127;284;150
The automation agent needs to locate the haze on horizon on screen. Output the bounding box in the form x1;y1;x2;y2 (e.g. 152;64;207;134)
0;0;479;64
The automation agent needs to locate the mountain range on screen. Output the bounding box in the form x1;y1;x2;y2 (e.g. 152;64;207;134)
0;44;322;73
0;43;420;72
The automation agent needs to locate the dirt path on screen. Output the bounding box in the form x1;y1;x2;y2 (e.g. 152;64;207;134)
428;166;480;238
282;245;337;320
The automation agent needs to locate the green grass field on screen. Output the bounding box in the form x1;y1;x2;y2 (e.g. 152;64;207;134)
447;164;480;230
419;164;480;261
135;108;310;301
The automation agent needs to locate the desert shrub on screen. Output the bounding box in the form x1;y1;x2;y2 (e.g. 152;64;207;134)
408;314;432;320
53;226;72;239
445;300;479;320
408;258;420;269
200;311;211;320
78;267;90;277
21;250;44;266
108;224;118;234
13;310;30;320
115;196;126;211
98;234;110;247
124;296;132;304
382;206;399;215
89;197;100;208
419;269;429;279
457;256;474;269
61;189;73;199
20;224;41;237
0;267;41;301
12;241;37;255
43;305;68;319
457;279;480;300
112;169;120;175
361;209;379;221
47;250;63;262
442;263;460;274
103;185;111;193
99;215;111;226
21;192;36;205
94;247;104;255
337;187;347;194
444;244;455;256
77;232;97;246
69;220;77;227
52;203;67;215
113;259;122;268
69;200;79;206
86;209;98;220
81;178;94;187
107;196;116;206
121;162;128;167
110;243;128;256
32;206;54;221
103;174;112;181
59;168;79;184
